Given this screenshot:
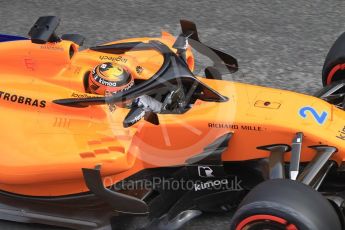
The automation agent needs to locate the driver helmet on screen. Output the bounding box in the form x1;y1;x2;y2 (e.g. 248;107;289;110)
88;62;134;95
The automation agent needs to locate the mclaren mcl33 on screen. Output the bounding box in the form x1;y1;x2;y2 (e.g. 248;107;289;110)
1;16;345;230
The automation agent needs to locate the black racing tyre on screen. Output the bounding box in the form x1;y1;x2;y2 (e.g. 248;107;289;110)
230;179;342;230
322;32;345;86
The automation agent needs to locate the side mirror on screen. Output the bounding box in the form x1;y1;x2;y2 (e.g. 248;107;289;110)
28;16;61;44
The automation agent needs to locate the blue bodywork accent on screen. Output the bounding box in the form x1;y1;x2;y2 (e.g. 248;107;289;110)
0;34;28;42
299;106;328;125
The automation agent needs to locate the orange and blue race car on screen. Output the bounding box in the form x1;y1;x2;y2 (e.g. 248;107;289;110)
0;16;345;230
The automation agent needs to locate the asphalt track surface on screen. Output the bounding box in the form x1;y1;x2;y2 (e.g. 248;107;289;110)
0;0;345;229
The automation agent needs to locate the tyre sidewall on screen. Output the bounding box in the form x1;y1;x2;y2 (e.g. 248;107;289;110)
230;179;341;230
231;201;317;230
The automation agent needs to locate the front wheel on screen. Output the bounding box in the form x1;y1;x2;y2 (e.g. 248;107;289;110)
322;32;345;85
230;179;342;230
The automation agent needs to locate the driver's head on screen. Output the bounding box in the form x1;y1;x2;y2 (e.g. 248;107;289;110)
88;62;134;95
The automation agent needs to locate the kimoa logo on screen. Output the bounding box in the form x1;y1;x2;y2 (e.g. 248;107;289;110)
198;166;214;178
194;179;228;191
97;77;118;87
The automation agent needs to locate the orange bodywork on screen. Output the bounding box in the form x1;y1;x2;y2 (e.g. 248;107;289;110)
0;32;345;196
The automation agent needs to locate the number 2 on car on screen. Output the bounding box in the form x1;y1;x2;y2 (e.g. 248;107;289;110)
299;106;328;125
